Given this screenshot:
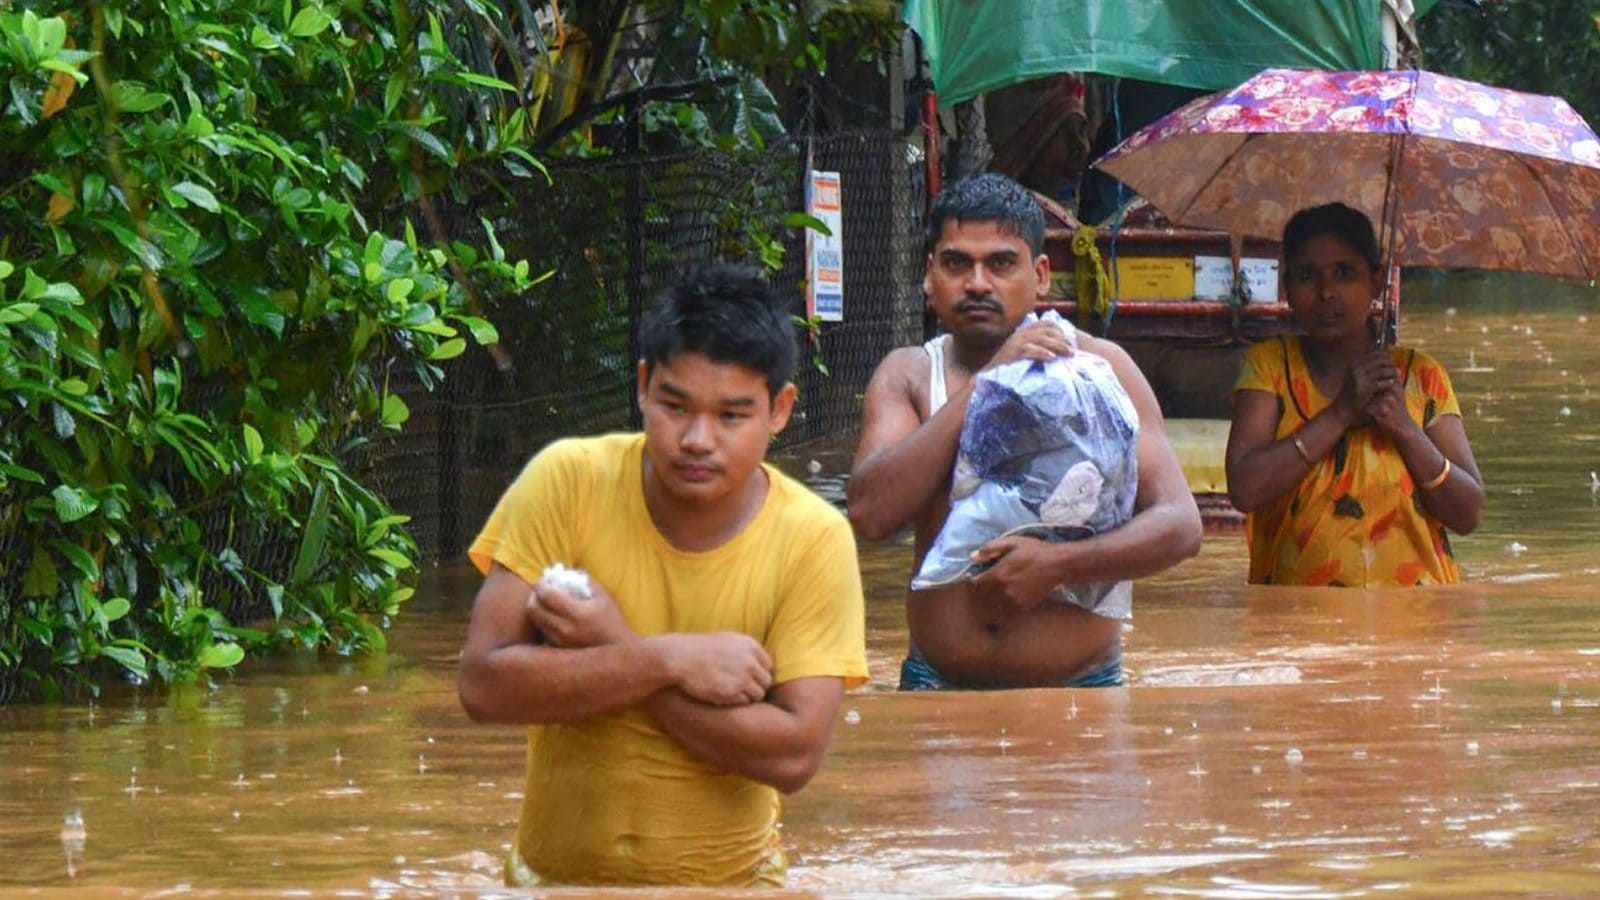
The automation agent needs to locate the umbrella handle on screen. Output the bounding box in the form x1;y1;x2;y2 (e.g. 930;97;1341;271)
1375;263;1400;347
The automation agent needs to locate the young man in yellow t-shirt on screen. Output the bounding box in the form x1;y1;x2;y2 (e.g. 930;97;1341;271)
457;264;868;887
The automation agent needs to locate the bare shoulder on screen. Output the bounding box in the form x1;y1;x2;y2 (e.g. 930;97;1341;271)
878;343;932;380
1075;332;1136;368
867;343;933;398
1075;334;1154;393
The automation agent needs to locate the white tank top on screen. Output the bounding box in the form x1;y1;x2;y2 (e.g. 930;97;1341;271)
923;334;949;416
925;318;1082;417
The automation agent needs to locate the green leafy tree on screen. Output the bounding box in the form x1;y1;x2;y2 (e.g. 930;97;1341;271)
0;2;540;700
522;1;902;153
1420;1;1600;126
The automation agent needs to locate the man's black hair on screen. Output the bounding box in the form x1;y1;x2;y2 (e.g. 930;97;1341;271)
925;172;1046;257
1283;202;1381;271
639;263;796;399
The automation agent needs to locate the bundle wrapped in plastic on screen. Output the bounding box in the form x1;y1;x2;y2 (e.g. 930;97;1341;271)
911;311;1140;619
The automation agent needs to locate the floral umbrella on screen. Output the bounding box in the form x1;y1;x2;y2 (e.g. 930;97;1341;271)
1094;67;1600;281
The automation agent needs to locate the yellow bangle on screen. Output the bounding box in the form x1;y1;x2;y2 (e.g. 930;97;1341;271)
1291;434;1313;466
1420;458;1452;491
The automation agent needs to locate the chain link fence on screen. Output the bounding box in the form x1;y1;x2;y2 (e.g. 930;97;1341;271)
375;126;927;561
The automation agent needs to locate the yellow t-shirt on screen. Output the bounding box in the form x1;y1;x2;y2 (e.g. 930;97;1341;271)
467;433;868;887
1233;336;1463;587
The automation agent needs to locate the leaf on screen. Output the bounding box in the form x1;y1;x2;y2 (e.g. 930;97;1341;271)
45;191;74;223
183;109;215;138
449;70;518;92
455;315;499;344
101;597;131;622
53;541;100;580
41;70;76;120
785;212;832;236
399;124;453;164
0;461;46;484
428;11;444;58
22;547;58;598
288;6;334;37
0;261;12;280
411;319;455;337
368;514;411;533
101;645;147;677
428;337;466;360
51;402;74;438
291;481;330;584
385;277;414;303
0;302;40;325
35;14;66;56
81;173;106;210
236;292;286;335
101;220;165;271
401;302;436;326
20;269;81;302
479;216;505;262
34;172;71;195
171;181;220;213
367;547;413;570
362;231;387;265
380;393;409;426
196;642;245;669
503;146;550;182
53;485;98;523
242;423;264;461
111;81;170;113
250;24;281;50
39;58;88;86
384;71;407;114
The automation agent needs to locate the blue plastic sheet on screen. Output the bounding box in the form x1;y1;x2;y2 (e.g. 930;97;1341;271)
912;312;1139;619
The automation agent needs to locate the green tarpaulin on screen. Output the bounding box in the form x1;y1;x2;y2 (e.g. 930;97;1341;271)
905;0;1394;107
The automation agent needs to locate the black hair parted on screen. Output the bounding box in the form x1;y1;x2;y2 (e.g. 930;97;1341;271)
1283;202;1381;271
638;263;797;398
926;172;1046;256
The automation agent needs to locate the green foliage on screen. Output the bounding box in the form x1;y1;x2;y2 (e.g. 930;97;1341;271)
0;3;539;700
669;0;903;76
534;1;902;154
1420;1;1600;126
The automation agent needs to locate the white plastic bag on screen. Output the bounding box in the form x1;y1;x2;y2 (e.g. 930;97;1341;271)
911;312;1139;619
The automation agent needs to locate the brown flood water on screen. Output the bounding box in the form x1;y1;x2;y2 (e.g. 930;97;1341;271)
4;274;1600;896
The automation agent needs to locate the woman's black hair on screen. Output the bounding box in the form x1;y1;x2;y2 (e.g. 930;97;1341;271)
1282;202;1381;270
638;263;796;399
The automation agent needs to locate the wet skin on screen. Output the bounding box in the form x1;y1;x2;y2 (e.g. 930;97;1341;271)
1225;232;1484;535
851;218;1201;686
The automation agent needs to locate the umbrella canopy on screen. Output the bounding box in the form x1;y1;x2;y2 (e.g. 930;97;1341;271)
1094;68;1600;280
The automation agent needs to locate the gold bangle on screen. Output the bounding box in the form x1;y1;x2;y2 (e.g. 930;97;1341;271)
1291;434;1313;466
1420;458;1452;491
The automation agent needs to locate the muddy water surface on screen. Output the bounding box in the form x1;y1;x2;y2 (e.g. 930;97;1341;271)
4;275;1600;896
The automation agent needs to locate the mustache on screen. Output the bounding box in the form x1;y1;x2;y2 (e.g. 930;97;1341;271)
956;296;1003;315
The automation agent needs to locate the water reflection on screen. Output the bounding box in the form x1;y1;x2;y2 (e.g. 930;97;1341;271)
2;275;1600;895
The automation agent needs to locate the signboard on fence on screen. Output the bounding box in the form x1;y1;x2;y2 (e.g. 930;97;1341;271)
806;170;844;322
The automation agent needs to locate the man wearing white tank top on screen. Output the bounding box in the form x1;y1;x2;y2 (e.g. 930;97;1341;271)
848;173;1201;689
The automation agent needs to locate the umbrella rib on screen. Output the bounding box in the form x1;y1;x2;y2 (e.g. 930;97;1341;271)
1170;135;1263;234
1505;152;1599;281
